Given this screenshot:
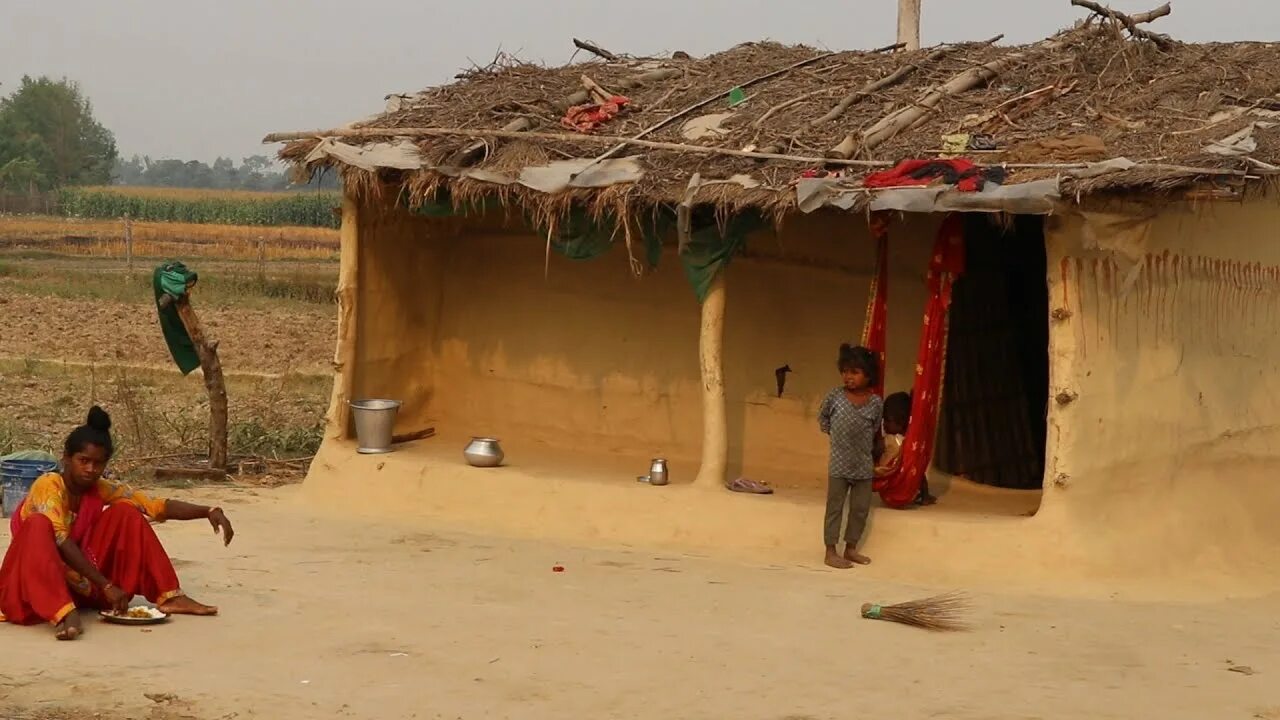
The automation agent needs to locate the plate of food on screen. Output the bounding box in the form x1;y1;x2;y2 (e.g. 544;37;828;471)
99;605;169;625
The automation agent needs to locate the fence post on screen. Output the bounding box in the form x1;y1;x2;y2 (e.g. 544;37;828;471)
123;213;134;274
257;235;266;286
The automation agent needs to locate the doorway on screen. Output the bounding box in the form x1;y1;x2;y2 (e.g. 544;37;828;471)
934;215;1048;491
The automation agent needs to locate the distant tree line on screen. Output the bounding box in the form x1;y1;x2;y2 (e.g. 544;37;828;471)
113;155;339;192
0;75;336;195
0;76;117;192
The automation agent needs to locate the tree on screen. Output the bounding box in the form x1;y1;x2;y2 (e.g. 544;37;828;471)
0;76;118;189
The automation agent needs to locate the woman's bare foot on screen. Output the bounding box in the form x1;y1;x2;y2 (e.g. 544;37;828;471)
843;547;871;565
55;610;82;641
159;595;218;616
824;547;854;569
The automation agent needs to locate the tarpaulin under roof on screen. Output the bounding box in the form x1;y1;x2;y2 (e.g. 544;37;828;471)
268;5;1280;218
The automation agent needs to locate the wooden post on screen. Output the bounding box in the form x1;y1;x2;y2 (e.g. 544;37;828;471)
693;271;728;488
325;192;360;439
123;213;134;274
897;0;922;51
257;235;267;285
171;296;229;471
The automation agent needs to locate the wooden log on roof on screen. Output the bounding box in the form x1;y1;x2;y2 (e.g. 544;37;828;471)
1070;1;1174;50
759;36;997;157
262;125;1264;178
832;33;1069;159
572;38;619;62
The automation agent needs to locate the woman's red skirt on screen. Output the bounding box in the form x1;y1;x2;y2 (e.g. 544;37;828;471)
0;504;181;625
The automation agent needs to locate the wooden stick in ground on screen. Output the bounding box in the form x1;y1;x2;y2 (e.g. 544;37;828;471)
262;125;1261;177
572;38;619;61
123;213;133;274
1069;0;1174;50
172;295;229;471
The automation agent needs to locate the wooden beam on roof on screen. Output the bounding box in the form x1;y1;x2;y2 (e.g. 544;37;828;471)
1070;0;1174;50
263;126;1267;178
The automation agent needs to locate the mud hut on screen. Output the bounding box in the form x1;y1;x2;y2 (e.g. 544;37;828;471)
268;5;1280;589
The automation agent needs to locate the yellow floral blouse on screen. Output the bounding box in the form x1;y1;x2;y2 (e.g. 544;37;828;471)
20;472;168;545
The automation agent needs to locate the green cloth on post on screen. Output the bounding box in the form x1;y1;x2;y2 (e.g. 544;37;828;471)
153;261;200;375
679;211;766;303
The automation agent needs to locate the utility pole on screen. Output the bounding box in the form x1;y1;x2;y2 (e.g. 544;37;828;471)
897;0;922;51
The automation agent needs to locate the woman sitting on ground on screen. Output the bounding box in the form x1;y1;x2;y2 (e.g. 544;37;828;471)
0;406;233;640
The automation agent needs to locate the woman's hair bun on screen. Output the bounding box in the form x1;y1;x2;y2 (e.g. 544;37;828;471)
86;405;112;432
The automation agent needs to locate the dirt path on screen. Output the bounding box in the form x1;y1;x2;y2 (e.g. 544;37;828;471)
1;487;1277;720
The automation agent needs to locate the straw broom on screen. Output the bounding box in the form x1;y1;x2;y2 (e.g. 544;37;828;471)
860;592;971;632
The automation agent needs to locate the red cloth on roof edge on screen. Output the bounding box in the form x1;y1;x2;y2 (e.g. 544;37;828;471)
863;158;1004;192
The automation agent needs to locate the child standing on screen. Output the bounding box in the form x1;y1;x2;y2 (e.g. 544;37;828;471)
817;344;882;569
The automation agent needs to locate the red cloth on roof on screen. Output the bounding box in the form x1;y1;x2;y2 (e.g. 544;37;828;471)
561;96;631;133
863;158;999;192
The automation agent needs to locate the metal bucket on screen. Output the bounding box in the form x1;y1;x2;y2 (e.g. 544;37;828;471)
349;399;401;454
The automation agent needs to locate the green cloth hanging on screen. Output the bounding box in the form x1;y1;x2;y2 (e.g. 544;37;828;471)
152;261;200;375
679;211;766;303
539;207;671;267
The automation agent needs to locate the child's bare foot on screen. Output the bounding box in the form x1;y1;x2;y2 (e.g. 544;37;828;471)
54;610;82;641
159;595;218;616
824;547;854;569
843;547;871;565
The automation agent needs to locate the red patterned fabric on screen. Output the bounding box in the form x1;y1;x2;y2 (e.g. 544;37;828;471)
868;214;965;508
561;96;631;133
861;212;891;397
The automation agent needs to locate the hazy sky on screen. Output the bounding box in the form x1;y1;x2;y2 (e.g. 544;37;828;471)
3;0;1277;163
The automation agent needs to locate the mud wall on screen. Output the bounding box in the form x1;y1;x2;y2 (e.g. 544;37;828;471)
1040;198;1280;577
346;205;938;488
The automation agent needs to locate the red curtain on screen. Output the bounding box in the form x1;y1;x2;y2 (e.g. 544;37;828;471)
861;213;890;397
864;213;965;508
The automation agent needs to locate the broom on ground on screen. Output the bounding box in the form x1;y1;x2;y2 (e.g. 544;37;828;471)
860;591;971;632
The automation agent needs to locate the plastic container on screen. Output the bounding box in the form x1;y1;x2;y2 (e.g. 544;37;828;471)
1;459;58;518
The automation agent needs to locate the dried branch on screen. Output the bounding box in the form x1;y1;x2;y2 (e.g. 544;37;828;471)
837;33;1061;159
572;38;619;62
1070;1;1174;50
570;51;840;174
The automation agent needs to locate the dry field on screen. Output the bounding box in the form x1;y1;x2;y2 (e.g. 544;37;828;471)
0;214;338;472
0;214;338;260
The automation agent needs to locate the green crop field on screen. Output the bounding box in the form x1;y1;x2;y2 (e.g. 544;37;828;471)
57;186;341;228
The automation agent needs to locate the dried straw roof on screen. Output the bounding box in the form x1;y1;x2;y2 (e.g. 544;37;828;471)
270;6;1280;220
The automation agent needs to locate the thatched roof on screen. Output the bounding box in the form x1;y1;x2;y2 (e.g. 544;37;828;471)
269;8;1280;220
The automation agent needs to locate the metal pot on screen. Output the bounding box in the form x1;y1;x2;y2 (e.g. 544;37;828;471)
648;458;669;486
464;437;505;468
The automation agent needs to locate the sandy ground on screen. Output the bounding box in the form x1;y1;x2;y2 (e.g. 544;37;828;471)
2;486;1278;720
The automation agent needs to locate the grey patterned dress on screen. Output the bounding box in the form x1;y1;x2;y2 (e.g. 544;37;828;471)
818;389;883;480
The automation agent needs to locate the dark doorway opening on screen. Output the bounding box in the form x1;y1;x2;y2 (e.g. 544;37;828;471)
935;215;1048;491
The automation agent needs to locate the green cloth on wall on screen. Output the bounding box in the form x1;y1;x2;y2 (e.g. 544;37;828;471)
152;261;200;375
404;189;763;302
